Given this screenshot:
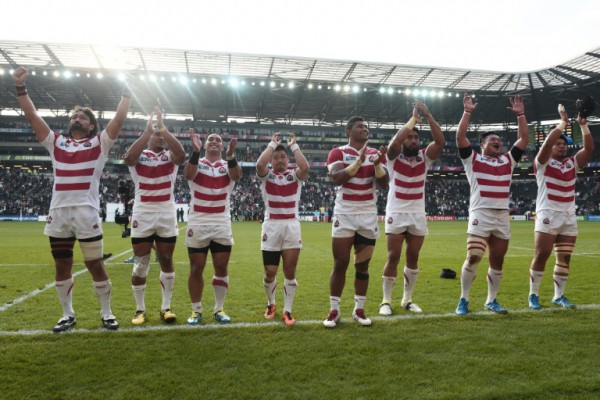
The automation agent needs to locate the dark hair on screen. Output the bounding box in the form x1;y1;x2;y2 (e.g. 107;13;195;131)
412;127;419;134
345;116;364;136
478;131;498;143
273;144;288;154
71;106;98;136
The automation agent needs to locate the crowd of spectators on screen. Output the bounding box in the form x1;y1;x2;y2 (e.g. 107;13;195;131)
3;166;600;219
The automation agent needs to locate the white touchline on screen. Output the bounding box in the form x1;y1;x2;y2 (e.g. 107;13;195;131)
1;304;599;337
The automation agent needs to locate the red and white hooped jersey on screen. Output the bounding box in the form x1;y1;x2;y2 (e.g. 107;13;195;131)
386;149;431;214
41;130;114;211
128;149;179;213
534;156;578;213
462;150;516;211
258;169;303;221
187;157;235;224
327;145;384;215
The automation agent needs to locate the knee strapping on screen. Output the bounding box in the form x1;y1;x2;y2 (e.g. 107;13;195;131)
50;237;75;259
79;240;103;261
354;246;374;265
467;237;487;259
355;271;369;281
554;242;575;256
132;254;151;278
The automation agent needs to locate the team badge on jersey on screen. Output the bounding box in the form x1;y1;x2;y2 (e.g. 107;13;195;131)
132;220;138;228
83;142;92;148
543;218;550;224
219;167;226;174
161;155;168;162
387;216;393;224
46;215;53;224
333;219;340;228
286;175;293;181
368;155;375;163
415;156;423;162
92;223;99;230
472;219;479;226
262;234;268;241
187;229;193;237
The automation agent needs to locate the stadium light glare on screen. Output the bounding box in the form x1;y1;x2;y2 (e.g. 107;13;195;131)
397;89;402;94
31;71;36;76
334;85;341;92
270;81;276;88
455;93;460;97
387;88;394;94
260;81;265;86
96;72;103;79
438;91;444;98
75;72;80;78
201;78;207;84
308;83;314;89
405;89;412;95
363;87;368;92
221;79;226;84
192;78;197;83
353;85;359;93
53;71;60;77
251;81;256;86
179;76;188;85
447;92;452;97
472;94;476;98
161;76;165;81
317;84;322;89
421;89;428;97
85;72;89;78
327;85;331;90
211;78;217;85
241;80;246;85
229;78;239;87
140;75;146;81
288;82;295;89
0;69;5;75
171;77;177;82
9;69;15;74
280;82;285;87
379;87;386;94
149;75;157;82
414;89;421;96
343;85;350;92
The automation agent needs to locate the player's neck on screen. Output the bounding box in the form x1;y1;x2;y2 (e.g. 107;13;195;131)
205;152;221;163
348;139;366;151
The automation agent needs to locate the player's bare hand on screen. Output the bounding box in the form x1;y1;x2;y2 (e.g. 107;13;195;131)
359;141;369;163
190;129;202;152
288;132;297;147
374;145;387;165
13;67;28;86
557;104;569;123
464;93;478;113
271;132;282;145
154;106;165;130
226;137;238;158
414;100;430;118
146;110;156;131
577;113;588;126
508;95;525;115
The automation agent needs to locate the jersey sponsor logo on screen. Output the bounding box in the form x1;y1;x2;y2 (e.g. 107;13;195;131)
187;229;193;237
344;155;358;162
472;219;479;226
543;218;550;224
268;173;276;179
480;156;504;164
387;216;393;224
199;164;210;171
132;220;138;228
262;233;268;241
218;167;226;174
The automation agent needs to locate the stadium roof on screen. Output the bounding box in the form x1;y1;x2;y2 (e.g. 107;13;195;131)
1;40;599;129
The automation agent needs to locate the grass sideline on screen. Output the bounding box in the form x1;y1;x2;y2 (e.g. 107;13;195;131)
0;220;599;399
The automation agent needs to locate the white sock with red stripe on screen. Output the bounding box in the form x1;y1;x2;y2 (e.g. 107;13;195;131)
212;275;229;312
93;280;113;318
402;266;419;304
55;277;75;318
485;268;503;304
132;284;146;311
354;294;366;311
283;279;297;313
529;270;544;296
460;260;479;301
159;271;175;310
263;278;277;306
329;296;341;312
553;270;569;299
381;275;396;304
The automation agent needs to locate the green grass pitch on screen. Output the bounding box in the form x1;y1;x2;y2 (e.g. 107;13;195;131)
0;221;599;399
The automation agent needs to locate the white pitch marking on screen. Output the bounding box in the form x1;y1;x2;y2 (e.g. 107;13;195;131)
0;249;132;313
1;304;599;336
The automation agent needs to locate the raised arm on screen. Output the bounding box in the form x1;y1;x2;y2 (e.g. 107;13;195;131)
329;141;368;186
288;132;310;180
104;78;133;140
575;114;594;168
256;133;281;177
12;67;51;142
507;95;529;150
387;106;421;160
226;137;242;181
456;93;476;150
155;107;186;165
123;112;154;166
536;104;569;165
418;101;446;160
184;129;202;180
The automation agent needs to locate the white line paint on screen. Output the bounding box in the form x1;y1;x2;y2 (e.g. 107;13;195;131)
1;304;599;337
0;249;131;313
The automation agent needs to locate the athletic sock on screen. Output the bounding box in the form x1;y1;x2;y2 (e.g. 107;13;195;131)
212;275;229;312
159;271;175;310
55;277;75;318
283;278;297;313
